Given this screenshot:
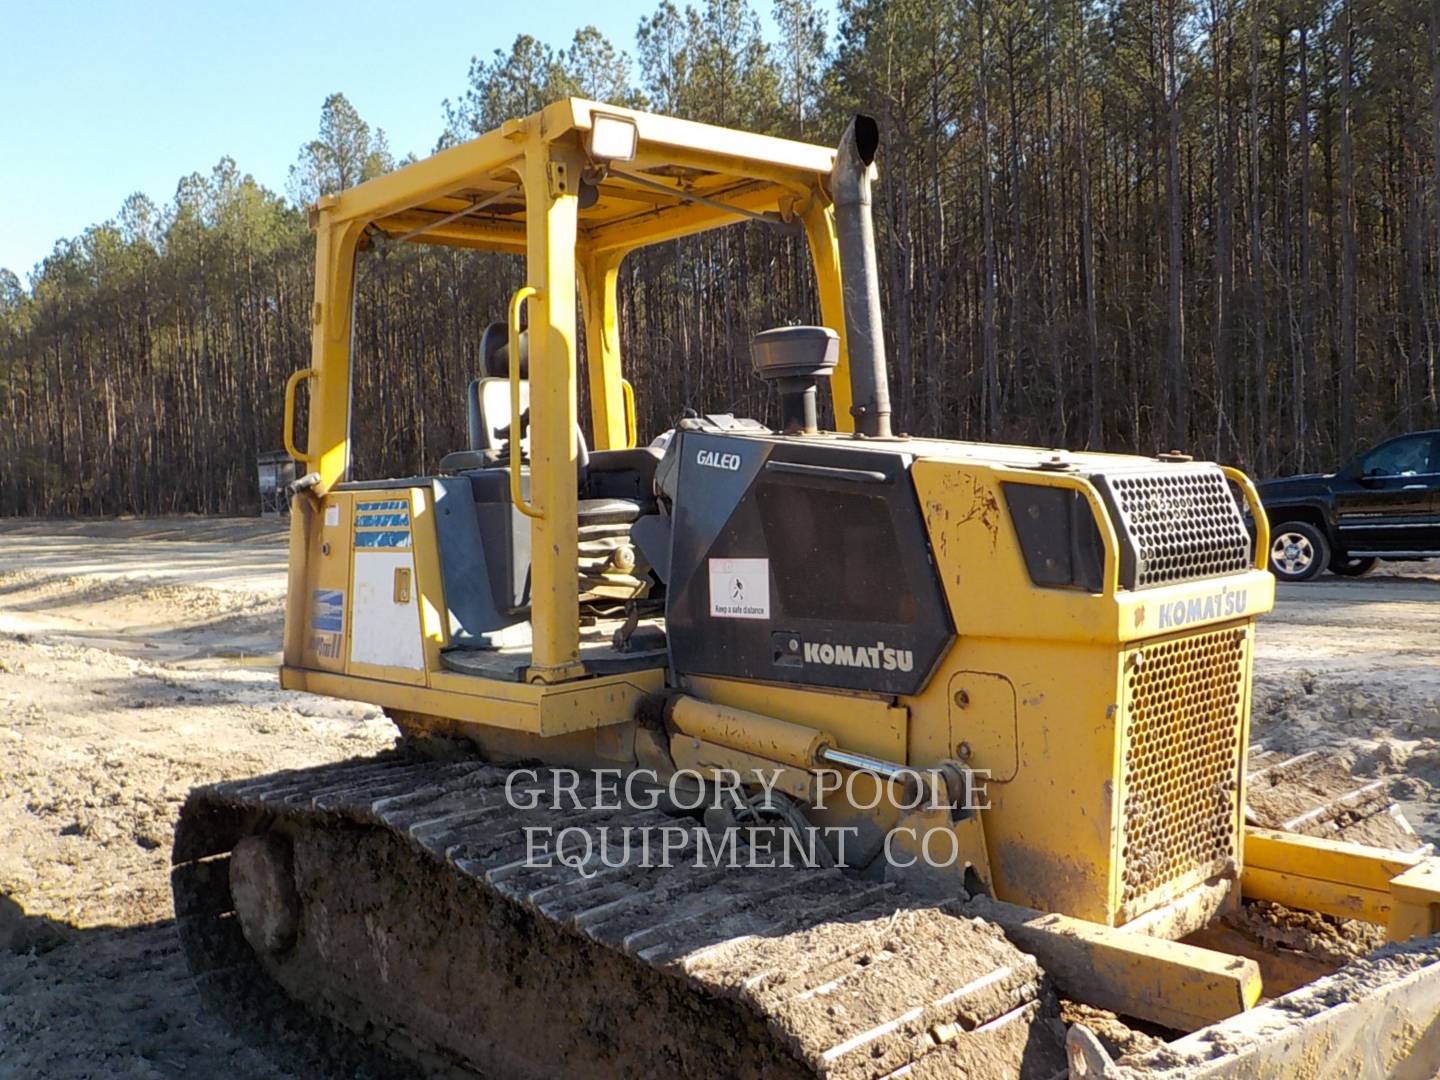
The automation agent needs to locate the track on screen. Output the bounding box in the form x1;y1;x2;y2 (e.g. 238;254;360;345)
1246;745;1430;853
172;754;1065;1079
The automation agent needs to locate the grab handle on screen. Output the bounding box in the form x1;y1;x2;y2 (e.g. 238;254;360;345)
621;378;638;449
508;286;543;519
283;368;318;463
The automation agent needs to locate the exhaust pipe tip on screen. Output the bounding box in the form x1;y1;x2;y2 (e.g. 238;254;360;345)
831;115;880;206
851;114;879;166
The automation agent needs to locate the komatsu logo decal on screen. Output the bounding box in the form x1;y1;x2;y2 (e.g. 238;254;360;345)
804;640;914;672
1158;585;1250;629
696;449;741;471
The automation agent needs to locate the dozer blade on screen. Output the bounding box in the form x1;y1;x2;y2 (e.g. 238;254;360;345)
172;754;1065;1079
1246;745;1429;855
1108;934;1440;1078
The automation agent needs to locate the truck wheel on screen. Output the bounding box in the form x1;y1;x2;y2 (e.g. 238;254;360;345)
1329;554;1378;577
1268;522;1330;582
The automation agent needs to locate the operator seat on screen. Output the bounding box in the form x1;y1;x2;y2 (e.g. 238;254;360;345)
438;321;659;522
439;322;530;465
442;321;659;496
433;322;666;639
468;322;529;454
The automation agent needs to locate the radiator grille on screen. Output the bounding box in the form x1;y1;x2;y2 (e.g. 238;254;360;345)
1119;626;1247;916
1106;469;1251;588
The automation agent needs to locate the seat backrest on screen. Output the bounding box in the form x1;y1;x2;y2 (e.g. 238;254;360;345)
467;377;530;453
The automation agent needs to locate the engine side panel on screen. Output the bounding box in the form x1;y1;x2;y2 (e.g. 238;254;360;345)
665;431;953;696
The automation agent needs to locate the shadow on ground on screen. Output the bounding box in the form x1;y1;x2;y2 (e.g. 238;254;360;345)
0;893;292;1080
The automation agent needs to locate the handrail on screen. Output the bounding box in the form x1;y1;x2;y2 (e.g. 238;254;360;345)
507;286;543;519
283;368;318;463
621;377;638;449
1221;465;1270;571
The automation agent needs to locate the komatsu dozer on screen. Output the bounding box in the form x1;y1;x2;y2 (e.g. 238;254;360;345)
174;101;1440;1079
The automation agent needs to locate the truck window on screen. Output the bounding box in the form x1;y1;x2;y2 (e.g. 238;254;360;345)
1361;435;1436;477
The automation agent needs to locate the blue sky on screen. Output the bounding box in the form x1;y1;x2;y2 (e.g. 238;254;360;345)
0;0;829;282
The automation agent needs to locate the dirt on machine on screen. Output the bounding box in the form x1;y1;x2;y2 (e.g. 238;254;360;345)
173;101;1440;1078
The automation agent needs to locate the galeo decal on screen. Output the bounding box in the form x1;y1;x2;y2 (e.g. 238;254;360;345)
696;448;741;471
804;640;914;672
1158;585;1249;630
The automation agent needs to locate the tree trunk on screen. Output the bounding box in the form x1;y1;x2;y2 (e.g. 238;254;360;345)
1428;0;1440;420
1248;2;1269;474
1164;0;1187;449
1212;0;1235;459
1339;1;1358;457
978;0;1001;440
1297;22;1314;470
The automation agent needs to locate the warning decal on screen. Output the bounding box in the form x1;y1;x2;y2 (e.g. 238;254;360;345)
708;558;770;620
312;589;345;632
309;588;345;660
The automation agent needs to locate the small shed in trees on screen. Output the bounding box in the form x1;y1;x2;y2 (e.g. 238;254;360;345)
256;450;297;516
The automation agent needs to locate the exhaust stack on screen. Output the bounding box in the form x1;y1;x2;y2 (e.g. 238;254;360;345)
830;115;893;438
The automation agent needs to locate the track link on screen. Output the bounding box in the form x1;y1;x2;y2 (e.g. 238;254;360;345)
173;754;1064;1079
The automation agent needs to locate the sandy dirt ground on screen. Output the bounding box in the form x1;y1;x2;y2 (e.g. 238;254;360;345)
1252;565;1440;839
0;522;389;1080
0;518;1437;1078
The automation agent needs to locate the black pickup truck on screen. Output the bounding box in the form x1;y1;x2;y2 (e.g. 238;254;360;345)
1258;430;1440;581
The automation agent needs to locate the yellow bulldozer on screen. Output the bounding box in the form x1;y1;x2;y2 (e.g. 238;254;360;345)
173;101;1440;1078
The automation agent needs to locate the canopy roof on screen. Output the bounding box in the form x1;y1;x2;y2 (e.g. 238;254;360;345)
312;99;842;257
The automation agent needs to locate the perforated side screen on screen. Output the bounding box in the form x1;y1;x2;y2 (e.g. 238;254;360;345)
1117;626;1247;918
